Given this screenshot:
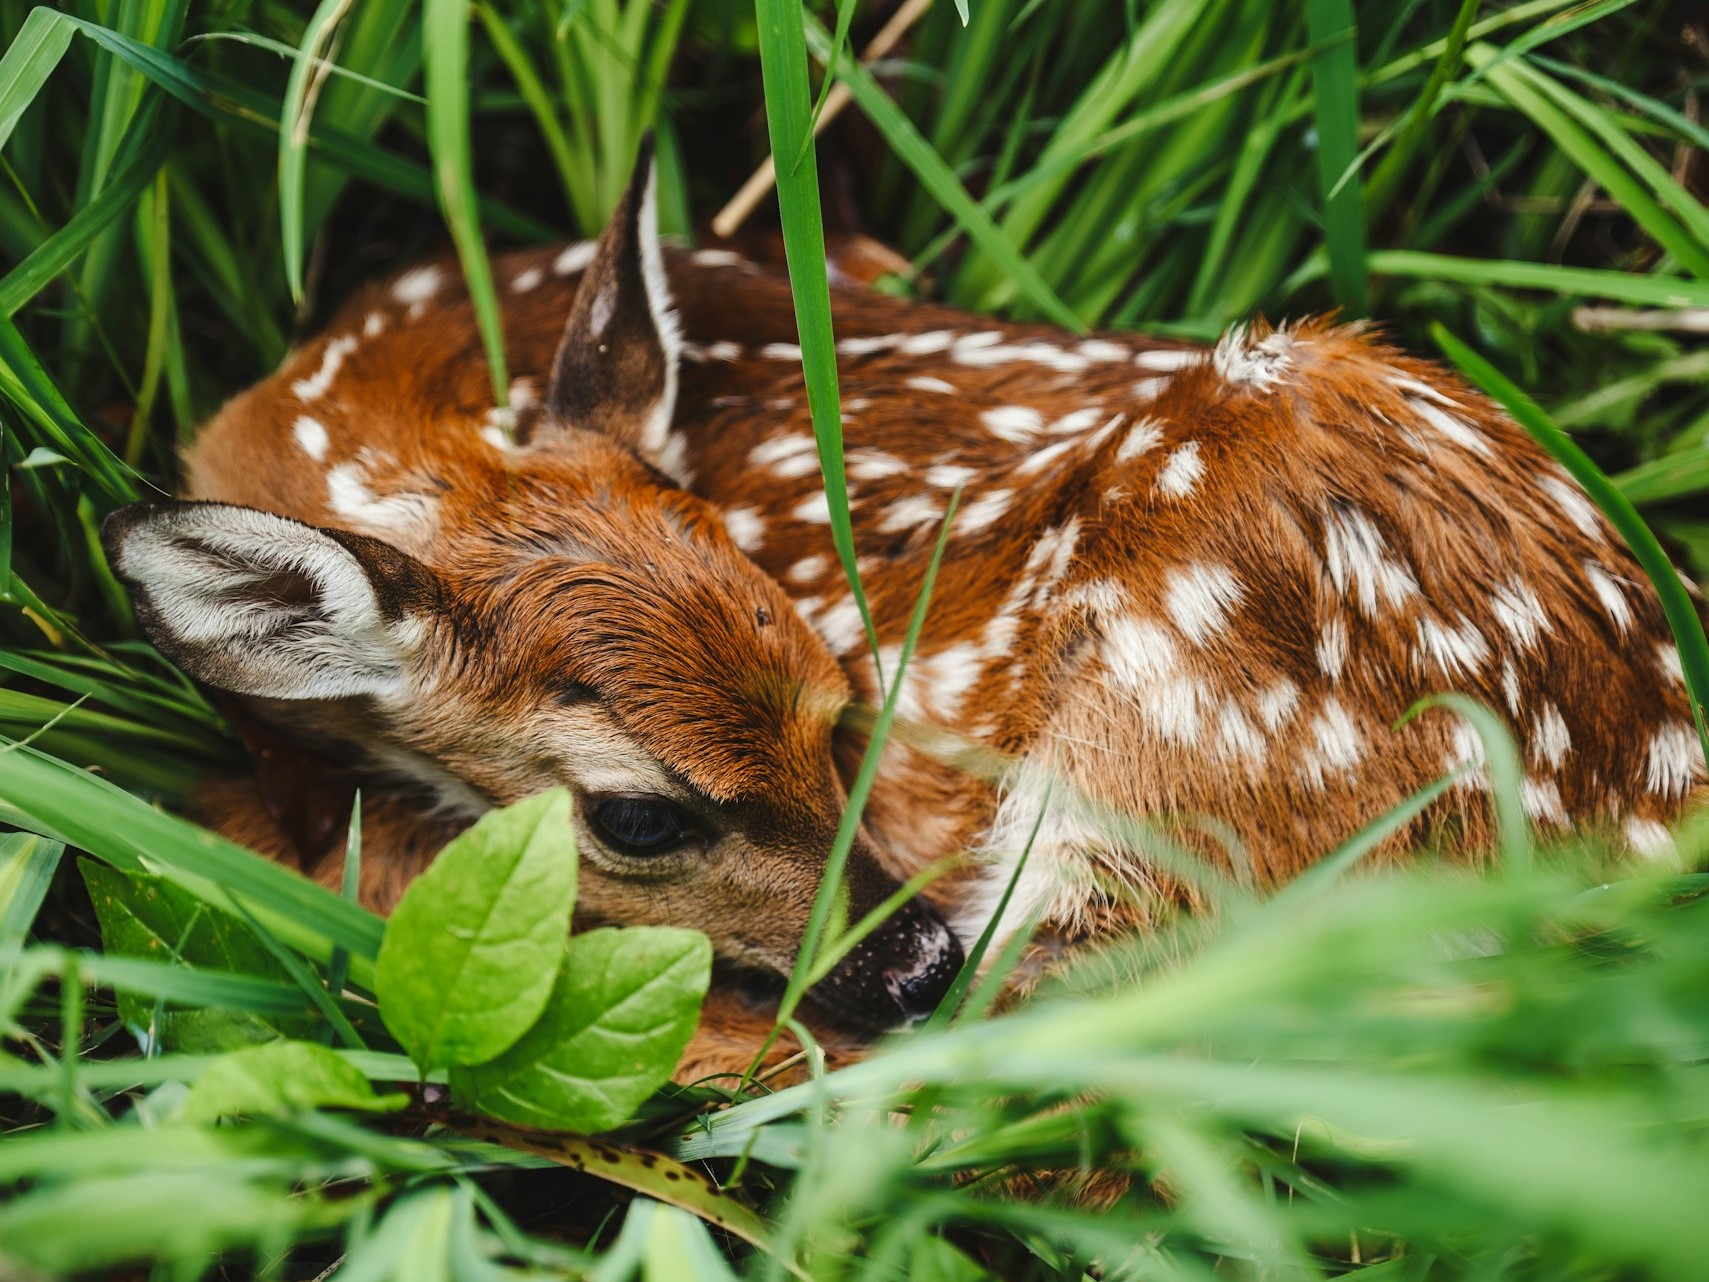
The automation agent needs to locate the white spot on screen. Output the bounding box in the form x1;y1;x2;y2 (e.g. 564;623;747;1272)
1300;698;1364;789
749;432;821;480
362;311;385;338
1409;396;1491;456
705;340;743;362
1646;723;1705;797
1521;777;1567;825
955;489;1013;535
390;266;442;305
1499;660;1522;715
1659;643;1684;686
325;461;436;540
1134;347;1201;372
1390;375;1457;407
812;597;867;656
1212;323;1294;391
1077;339;1129;362
925;463;980;488
479;424;510;452
1117;420;1164;462
847;450;909;482
722;505;765;553
981;406;1044;443
1017;438;1079;475
1047;407;1105;436
1584;562;1634;634
761;342;802;361
1154;441;1204;499
553;242;597;275
793;491;832;524
1541;476;1603;541
1414;614;1491;678
1322;504;1419;616
1317;613;1349;679
1216;702;1267;764
1163;563;1244;645
292;334;358;402
1532;703;1571;768
1101;617;1177;692
1625;817;1675;859
906;376;958;395
836;334;899;357
1491;578;1550;648
512;265;544;293
901;330;955;355
1132;377;1170;400
878;494;943;534
786;554;828;585
1257;680;1299;731
954;335;1090;372
692;248;745;268
293;416;329;461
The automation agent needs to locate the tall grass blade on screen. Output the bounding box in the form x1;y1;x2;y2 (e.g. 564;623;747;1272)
1306;0;1367;312
280;0;358;303
752;0;877;666
423;0;511;429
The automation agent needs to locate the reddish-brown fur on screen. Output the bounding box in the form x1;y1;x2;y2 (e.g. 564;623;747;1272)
152;217;1705;1068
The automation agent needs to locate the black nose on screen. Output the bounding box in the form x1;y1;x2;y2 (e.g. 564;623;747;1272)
811;897;965;1030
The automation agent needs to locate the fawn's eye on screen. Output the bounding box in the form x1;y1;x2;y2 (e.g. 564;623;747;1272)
588;796;696;858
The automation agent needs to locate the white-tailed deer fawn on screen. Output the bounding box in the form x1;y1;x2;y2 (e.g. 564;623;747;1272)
105;152;1706;1052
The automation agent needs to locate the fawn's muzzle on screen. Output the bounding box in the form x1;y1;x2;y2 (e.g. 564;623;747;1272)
810;897;964;1030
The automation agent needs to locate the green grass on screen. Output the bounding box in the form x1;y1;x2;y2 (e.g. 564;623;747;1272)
2;0;1709;1277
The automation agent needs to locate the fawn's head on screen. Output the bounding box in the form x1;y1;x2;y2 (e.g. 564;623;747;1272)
102;146;962;1029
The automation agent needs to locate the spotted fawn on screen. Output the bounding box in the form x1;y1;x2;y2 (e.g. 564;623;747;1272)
104;150;1707;1058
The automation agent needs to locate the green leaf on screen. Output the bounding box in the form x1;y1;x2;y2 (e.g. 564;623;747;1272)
0;832;63;944
79;860;296;1033
452;926;710;1132
376;789;577;1073
182;1039;407;1122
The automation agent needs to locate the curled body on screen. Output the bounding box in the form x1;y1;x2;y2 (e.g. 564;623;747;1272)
106;159;1707;1067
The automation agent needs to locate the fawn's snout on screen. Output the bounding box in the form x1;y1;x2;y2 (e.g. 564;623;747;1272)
812;895;964;1029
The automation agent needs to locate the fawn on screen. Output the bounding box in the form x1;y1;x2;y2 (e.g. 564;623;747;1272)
104;152;1706;1062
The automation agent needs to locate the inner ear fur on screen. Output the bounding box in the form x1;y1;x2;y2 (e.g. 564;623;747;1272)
101;501;442;703
536;135;682;467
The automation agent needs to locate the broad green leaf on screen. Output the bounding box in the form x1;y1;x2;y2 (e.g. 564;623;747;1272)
182;1039;406;1122
80;860;296;1033
0;7;76;156
451;926;710;1132
376;789;577;1073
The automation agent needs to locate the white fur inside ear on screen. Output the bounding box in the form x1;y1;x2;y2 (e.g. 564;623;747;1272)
636;157;682;463
114;506;415;701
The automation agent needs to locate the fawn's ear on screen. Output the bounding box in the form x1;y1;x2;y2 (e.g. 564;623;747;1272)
538;136;682;468
102;502;439;701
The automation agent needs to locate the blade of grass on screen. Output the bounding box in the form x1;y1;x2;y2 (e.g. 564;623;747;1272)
423;0;510;431
753;0;877;668
1432;323;1709;770
1305;0;1367;313
1360;251;1709;307
279;0;358;303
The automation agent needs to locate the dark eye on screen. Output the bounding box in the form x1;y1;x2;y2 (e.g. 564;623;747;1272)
588;796;695;858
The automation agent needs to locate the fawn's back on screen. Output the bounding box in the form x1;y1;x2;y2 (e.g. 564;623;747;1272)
116;158;1706;995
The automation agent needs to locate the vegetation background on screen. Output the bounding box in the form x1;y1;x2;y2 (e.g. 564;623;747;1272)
1;0;1708;1277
